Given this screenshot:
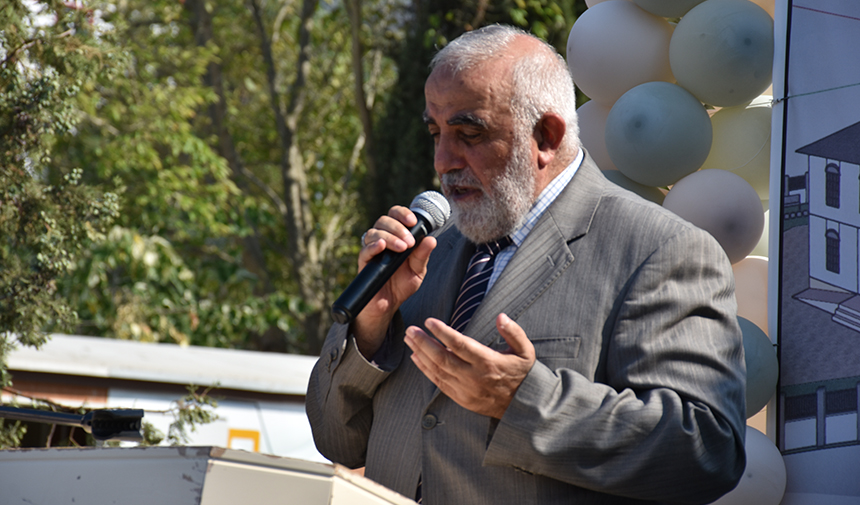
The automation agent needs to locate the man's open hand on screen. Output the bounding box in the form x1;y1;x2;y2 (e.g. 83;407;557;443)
404;313;536;419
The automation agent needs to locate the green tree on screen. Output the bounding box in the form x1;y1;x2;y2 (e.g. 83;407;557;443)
1;1;119;386
52;0;299;350
1;1;119;443
52;0;401;354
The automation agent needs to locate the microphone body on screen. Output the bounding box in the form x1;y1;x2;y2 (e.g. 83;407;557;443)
331;191;450;325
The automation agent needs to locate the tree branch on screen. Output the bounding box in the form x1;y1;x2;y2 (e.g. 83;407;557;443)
343;0;378;182
0;29;74;68
249;0;317;266
184;0;274;294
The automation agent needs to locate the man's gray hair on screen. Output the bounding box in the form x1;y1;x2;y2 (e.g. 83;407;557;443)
430;25;580;153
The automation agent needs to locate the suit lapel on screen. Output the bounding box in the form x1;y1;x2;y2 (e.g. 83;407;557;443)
463;153;607;347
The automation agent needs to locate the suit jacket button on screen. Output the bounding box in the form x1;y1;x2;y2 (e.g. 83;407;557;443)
421;414;437;430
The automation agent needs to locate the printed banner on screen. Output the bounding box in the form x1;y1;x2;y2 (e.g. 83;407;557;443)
775;1;860;503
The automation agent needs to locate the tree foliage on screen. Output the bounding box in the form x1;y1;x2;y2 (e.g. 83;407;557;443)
3;0;587;364
51;0;398;353
1;1;119;387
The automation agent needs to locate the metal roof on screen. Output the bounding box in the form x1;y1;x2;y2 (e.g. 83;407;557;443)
6;334;320;396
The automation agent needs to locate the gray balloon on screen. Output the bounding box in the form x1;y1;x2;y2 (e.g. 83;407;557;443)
739;316;778;418
602;169;665;205
606;81;712;187
669;0;774;107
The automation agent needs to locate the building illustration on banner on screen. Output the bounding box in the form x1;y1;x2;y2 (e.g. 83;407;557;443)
793;121;860;331
775;2;860;503
780;120;860;457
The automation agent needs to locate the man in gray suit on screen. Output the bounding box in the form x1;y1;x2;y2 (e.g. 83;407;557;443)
307;25;746;505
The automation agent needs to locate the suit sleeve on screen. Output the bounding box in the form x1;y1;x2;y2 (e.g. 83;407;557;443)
483;228;747;505
305;313;407;468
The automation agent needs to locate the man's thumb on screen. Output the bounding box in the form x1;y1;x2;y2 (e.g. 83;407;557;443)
496;313;535;359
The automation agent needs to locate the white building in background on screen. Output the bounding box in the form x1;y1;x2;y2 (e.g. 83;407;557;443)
3;334;326;463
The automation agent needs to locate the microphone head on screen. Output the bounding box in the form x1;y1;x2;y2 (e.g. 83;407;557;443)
410;191;451;231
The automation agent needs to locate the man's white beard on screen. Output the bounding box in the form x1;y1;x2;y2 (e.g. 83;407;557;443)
444;133;536;244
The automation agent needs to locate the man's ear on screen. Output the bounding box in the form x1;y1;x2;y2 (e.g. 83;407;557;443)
534;113;566;168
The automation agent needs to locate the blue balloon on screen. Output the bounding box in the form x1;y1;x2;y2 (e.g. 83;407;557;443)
605;81;712;187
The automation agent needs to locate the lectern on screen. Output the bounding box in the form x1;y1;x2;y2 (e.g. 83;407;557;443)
0;446;416;505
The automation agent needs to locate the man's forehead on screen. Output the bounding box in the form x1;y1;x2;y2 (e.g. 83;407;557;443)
423;64;511;125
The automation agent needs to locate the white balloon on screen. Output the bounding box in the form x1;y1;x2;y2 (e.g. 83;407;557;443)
669;0;774;106
710;426;786;505
577;100;617;171
703;96;772;200
663;169;764;263
585;0;621;6
733;256;769;337
749;0;775;17
567;0;675;106
633;0;705;17
751;209;769;257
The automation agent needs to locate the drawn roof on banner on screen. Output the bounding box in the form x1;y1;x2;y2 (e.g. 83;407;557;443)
796;121;860;165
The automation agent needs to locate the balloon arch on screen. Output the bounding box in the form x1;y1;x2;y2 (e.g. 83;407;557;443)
567;1;782;503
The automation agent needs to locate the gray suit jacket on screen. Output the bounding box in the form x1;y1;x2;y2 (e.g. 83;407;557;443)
307;154;746;505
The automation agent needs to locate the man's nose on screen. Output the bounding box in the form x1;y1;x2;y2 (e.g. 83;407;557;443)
434;135;466;175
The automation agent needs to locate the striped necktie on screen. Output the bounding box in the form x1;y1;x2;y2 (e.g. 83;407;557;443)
449;236;513;333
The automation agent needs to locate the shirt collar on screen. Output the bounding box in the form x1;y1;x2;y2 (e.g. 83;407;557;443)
510;148;584;248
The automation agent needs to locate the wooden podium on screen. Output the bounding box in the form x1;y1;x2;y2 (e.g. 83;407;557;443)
0;446;416;504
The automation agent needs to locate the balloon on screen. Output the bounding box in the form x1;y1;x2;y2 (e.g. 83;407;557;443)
710;426;786;505
567;0;675;106
633;0;705;17
605;82;712;187
669;0;774;107
602;169;666;204
749;0;775;17
733;256;768;337
662;169;764;263
585;0;618;6
703;96;772;200
577;100;617;171
751;209;769;257
739;316;778;417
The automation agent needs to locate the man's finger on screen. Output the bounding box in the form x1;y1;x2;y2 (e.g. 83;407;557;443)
424;317;492;362
496;313;535;360
369;214;415;252
407;236;437;273
405;325;462;382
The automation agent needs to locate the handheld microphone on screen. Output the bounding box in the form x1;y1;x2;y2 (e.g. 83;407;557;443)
331;191;451;325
